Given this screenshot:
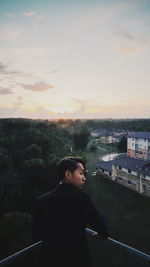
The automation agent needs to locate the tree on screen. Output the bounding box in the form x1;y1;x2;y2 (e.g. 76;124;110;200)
25;144;42;159
118;136;127;152
0;153;11;172
0;212;32;258
73;128;90;151
23;158;45;178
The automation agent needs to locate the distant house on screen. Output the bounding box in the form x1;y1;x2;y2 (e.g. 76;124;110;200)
96;160;114;177
91;128;131;144
91;129;108;138
91;129;101;138
99;133;112;144
127;132;150;161
96;156;150;197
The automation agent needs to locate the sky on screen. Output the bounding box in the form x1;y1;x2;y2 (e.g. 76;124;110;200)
0;0;150;120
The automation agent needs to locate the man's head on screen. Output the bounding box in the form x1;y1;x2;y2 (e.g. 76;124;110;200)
57;157;86;189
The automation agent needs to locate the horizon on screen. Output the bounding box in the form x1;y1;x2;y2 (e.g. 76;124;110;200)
1;117;150;122
0;0;150;120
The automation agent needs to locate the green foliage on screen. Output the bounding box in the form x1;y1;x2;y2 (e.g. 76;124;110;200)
89;143;97;152
73;127;90;150
0;118;73;258
118;136;127;152
57;118;150;132
23;158;45;172
0;152;11;172
0;212;32;259
25;144;42;159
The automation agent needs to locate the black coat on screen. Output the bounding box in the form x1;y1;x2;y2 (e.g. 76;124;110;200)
32;182;108;267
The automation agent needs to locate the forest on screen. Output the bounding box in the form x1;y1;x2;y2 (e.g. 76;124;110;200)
0;117;150;260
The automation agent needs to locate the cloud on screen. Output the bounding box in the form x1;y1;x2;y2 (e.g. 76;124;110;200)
23;11;37;17
0;87;13;95
0;107;28;118
13;96;24;108
20;81;54;92
111;25;137;41
72;96;104;107
111;25;150;44
0;63;8;74
0;62;55;94
110;24;150;53
119;46;139;53
49;70;59;75
5;13;15;17
72;98;90;105
0;62;21;76
0;62;39;79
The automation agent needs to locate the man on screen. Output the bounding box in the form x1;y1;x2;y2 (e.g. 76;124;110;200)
32;157;108;267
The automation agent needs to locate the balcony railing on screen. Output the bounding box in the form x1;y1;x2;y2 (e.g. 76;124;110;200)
0;228;150;267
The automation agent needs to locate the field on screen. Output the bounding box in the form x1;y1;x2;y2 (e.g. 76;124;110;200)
84;151;150;267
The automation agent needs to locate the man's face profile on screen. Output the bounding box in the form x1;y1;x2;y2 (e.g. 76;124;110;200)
65;163;86;189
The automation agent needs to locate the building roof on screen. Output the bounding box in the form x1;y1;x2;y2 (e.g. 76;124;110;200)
141;165;150;176
113;134;127;139
112;156;149;171
96;156;150;174
96;160;115;173
128;132;150;139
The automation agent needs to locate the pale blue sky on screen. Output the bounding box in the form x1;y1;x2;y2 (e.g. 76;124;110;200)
0;0;150;119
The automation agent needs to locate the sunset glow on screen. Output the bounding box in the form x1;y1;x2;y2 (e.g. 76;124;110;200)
0;0;150;119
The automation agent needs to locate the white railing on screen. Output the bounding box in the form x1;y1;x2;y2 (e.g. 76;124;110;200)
0;228;150;266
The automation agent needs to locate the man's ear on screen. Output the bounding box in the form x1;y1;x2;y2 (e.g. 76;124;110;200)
65;170;72;181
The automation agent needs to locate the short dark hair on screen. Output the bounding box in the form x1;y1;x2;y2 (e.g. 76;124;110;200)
57;156;86;181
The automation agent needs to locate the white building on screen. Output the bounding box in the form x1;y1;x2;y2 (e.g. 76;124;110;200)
127;132;150;161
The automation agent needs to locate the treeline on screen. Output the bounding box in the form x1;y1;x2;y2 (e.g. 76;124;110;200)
0;118;90;259
56;118;150;132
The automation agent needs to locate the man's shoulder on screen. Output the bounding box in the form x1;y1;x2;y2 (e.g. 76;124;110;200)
36;189;55;203
35;184;90;204
59;182;89;198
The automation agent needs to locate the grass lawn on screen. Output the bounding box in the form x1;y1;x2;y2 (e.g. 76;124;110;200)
87;138;121;160
84;152;150;267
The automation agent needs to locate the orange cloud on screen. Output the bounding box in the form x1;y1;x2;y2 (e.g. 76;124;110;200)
0;87;13;95
5;13;15;17
49;70;58;75
20;81;54;92
119;46;140;53
23;11;37;17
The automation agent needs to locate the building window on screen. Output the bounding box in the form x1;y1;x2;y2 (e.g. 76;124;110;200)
127;180;132;185
135;144;139;150
118;177;122;181
119;165;122;170
128;169;131;174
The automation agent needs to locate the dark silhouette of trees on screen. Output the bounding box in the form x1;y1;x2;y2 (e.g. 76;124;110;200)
73;127;90;150
118;136;127;152
0;118;73;258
